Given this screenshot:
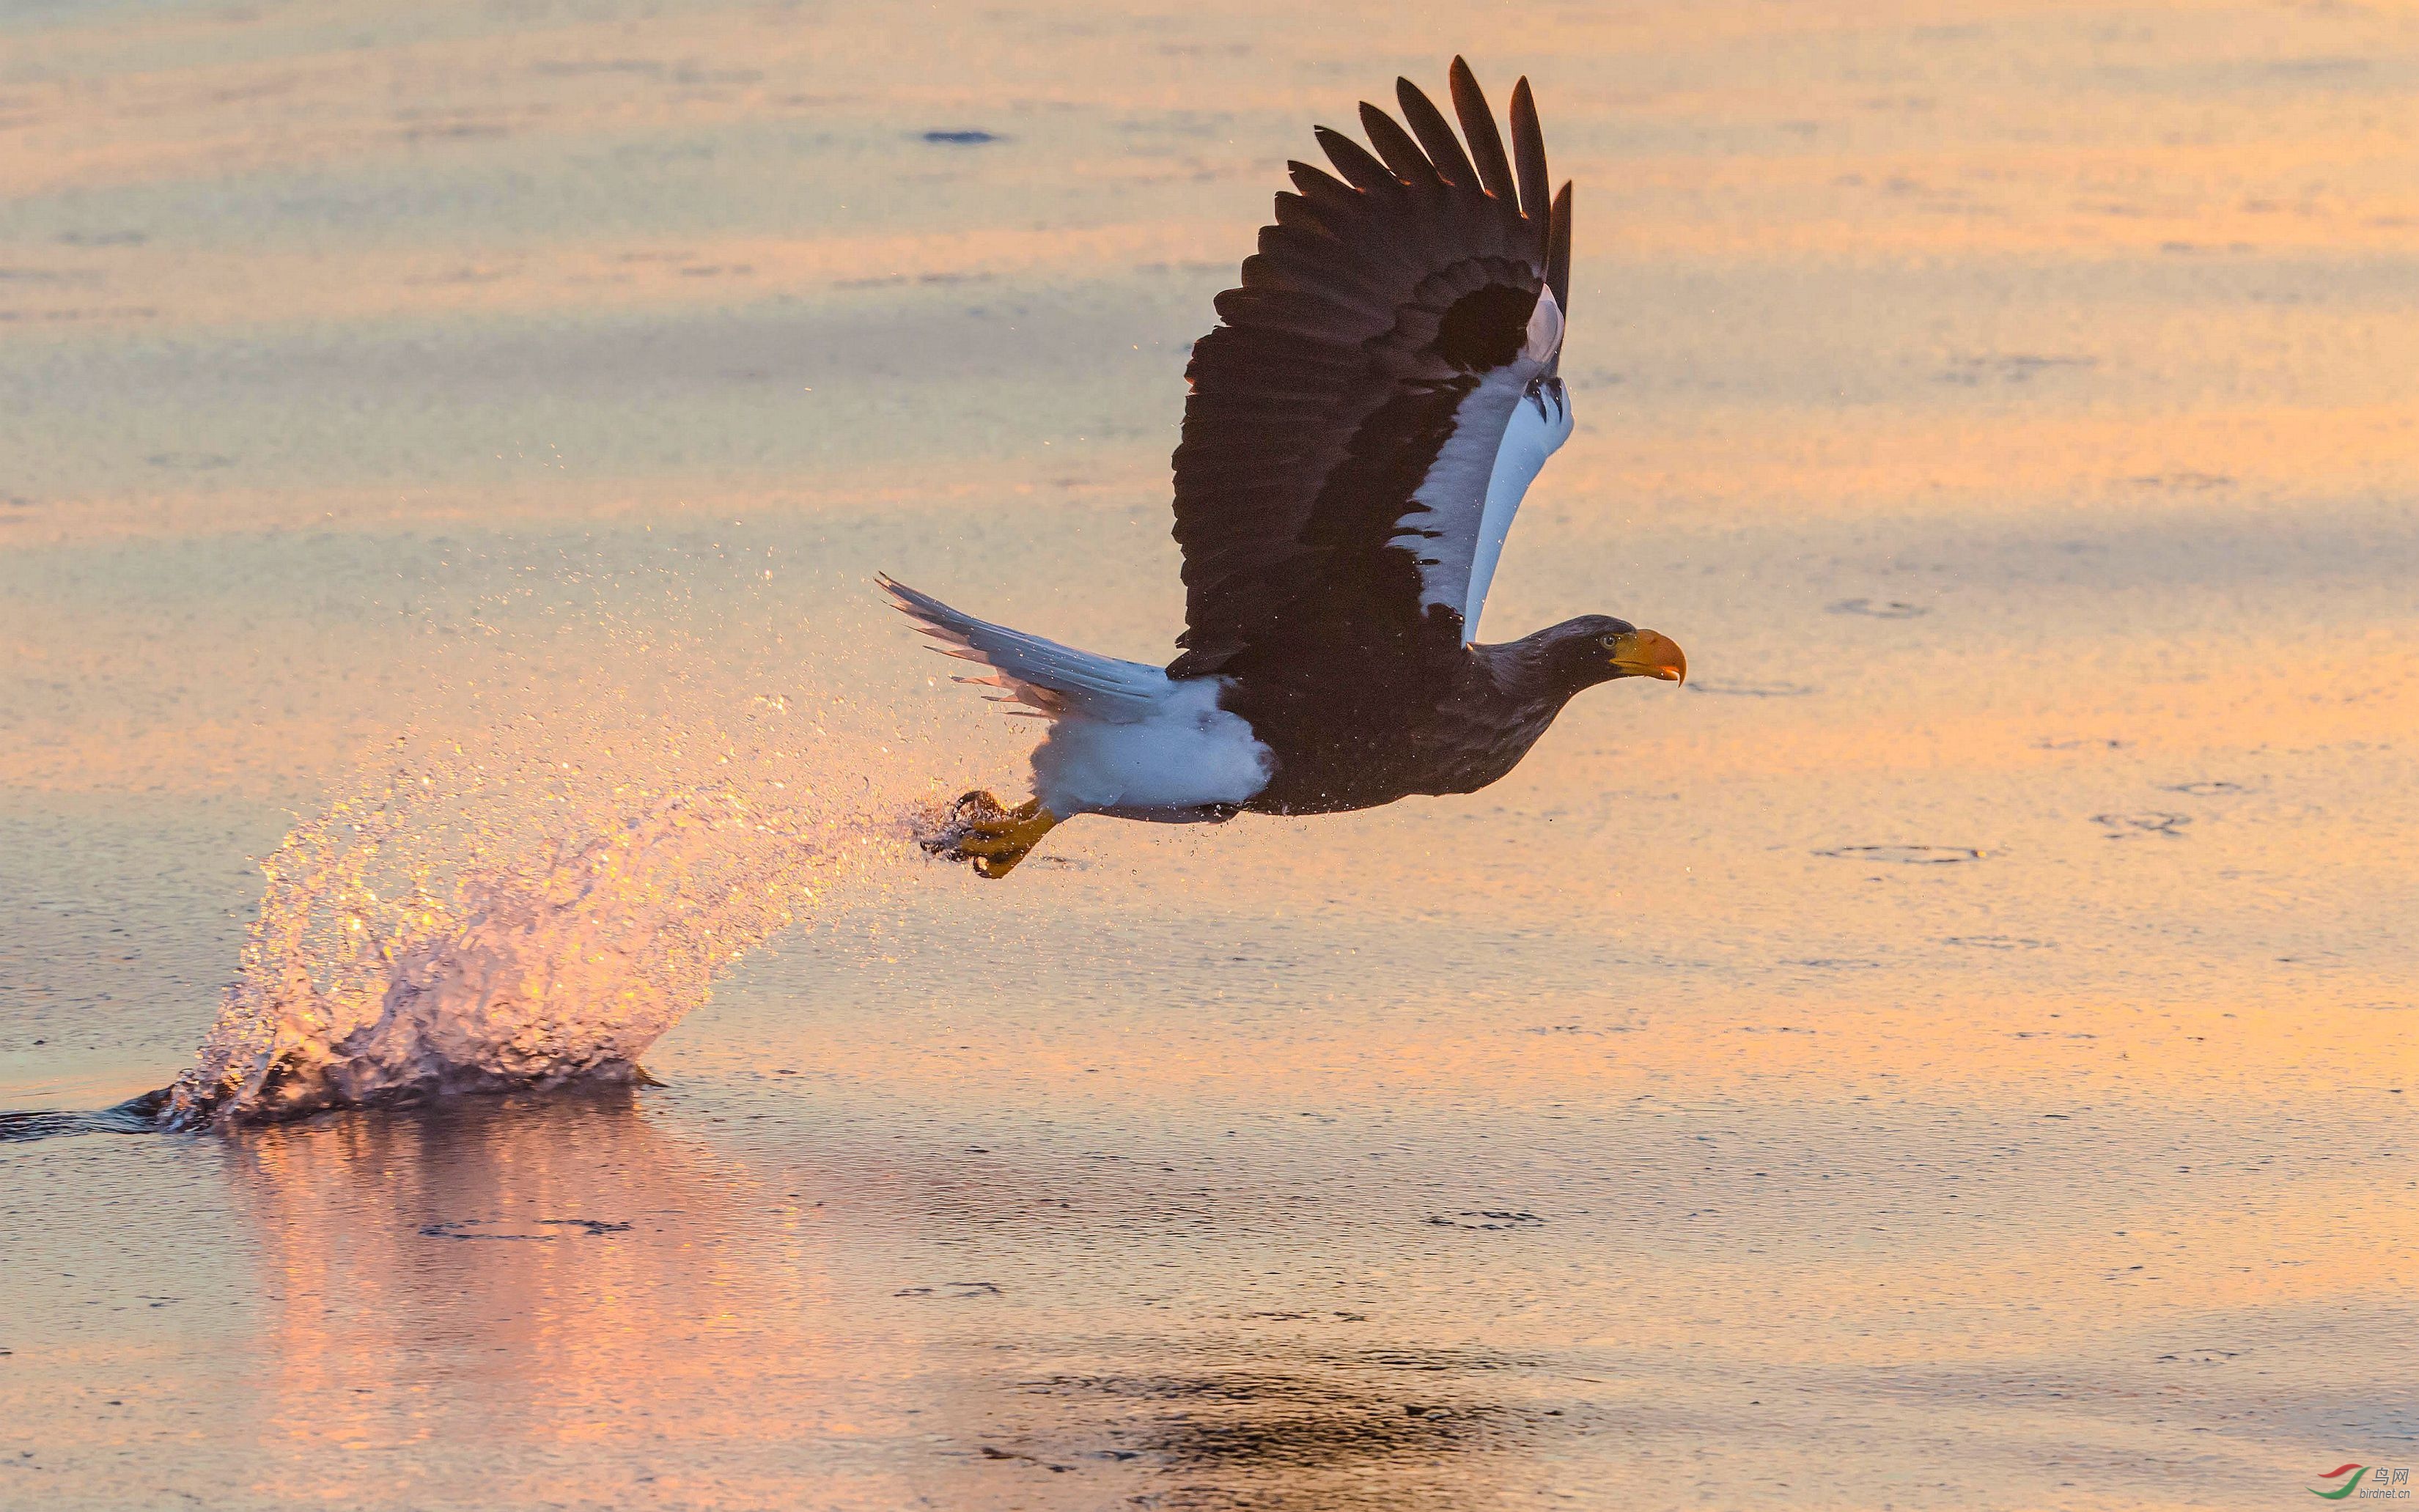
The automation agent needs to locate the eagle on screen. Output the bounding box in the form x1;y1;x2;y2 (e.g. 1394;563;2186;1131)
880;59;1685;877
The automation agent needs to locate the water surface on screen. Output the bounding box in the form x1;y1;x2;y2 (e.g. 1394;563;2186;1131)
2;0;2415;1506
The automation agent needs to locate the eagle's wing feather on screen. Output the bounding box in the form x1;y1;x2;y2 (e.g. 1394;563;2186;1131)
1168;58;1574;676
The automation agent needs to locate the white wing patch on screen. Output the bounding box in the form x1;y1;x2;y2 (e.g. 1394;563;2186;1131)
1523;284;1565;364
1461;380;1573;640
1392;364;1533;616
1388;287;1572;640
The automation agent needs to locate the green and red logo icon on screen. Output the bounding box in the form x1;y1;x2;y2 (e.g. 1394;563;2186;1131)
2312;1465;2368;1500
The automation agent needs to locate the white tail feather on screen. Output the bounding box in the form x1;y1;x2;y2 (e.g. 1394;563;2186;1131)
875;574;1171;724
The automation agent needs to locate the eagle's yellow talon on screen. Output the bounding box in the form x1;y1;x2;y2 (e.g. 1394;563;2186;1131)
930;791;1059;878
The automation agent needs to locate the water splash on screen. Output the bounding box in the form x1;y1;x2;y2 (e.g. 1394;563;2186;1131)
161;777;876;1129
144;559;961;1131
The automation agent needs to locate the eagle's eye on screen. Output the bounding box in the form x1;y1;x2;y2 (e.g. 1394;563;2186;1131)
1598;633;1622;650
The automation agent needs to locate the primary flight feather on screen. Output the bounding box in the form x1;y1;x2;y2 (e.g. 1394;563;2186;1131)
882;58;1685;877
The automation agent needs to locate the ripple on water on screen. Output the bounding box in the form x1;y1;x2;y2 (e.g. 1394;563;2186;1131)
1424;1211;1544;1232
1012;1366;1536;1479
417;1217;631;1241
1827;598;1929;619
2094;812;2190;838
895;1280;1005;1298
0;1092;169;1144
1687;679;1817;698
1816;844;1984;864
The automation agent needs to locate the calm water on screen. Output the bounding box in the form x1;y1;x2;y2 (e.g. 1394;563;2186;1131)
3;1;2415;1506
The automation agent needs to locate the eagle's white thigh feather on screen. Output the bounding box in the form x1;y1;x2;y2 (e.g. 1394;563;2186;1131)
1032;678;1272;819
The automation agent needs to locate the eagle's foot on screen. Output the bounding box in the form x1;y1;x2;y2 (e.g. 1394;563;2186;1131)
921;789;1060;879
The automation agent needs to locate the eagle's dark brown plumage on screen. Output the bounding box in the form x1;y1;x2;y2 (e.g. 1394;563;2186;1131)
886;59;1683;874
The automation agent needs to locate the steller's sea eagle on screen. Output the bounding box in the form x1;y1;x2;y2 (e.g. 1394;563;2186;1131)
882;58;1685;877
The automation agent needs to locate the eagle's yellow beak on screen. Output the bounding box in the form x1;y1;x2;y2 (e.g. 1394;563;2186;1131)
1609;628;1687;684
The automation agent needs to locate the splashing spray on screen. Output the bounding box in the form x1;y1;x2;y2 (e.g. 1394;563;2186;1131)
139;552;970;1131
161;778;868;1129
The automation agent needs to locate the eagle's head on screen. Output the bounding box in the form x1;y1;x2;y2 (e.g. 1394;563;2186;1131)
1524;615;1687;694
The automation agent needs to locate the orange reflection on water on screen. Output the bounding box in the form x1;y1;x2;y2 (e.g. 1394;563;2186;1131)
221;1093;890;1508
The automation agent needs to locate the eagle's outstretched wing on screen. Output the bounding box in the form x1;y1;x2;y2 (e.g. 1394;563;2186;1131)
1168;57;1574;681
